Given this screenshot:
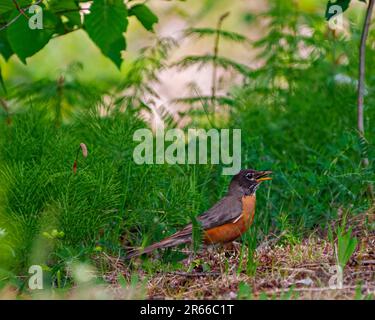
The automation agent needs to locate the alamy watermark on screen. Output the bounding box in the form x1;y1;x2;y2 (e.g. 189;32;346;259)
28;265;43;290
133;128;241;175
328;5;344;30
28;5;43;30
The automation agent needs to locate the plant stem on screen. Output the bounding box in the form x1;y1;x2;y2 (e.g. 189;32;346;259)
12;0;29;19
0;98;11;125
55;75;64;127
358;0;374;166
357;0;374;200
211;12;230;122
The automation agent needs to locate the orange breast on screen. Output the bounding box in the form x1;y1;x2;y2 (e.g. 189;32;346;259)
203;195;256;244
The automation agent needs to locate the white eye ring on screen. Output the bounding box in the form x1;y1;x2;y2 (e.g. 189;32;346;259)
245;173;253;180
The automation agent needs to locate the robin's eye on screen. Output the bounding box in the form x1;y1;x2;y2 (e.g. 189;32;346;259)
245;173;253;180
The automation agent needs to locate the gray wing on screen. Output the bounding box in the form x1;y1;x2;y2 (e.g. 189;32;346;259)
197;195;243;229
177;195;243;236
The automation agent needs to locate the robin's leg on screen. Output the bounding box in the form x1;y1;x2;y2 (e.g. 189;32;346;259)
222;241;242;254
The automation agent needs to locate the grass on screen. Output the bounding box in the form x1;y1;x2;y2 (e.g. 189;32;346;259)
0;80;373;297
0;105;220;280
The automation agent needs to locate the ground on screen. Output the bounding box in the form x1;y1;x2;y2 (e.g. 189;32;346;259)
102;212;375;300
0;212;373;300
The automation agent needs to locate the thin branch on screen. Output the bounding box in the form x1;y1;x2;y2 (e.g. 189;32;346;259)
0;12;24;31
357;0;374;167
0;97;9;113
0;97;11;125
165;271;222;277
54;8;90;15
12;0;29;19
357;0;374;201
259;284;375;295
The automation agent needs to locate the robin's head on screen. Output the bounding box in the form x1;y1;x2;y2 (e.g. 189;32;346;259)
229;169;272;195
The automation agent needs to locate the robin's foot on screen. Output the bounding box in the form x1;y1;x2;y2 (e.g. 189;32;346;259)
222;241;242;253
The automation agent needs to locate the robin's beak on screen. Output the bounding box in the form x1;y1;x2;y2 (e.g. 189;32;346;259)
255;170;272;183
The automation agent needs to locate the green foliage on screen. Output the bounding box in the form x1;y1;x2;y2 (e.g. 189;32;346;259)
173;22;250;126
129;4;159;32
0;1;30;14
240;232;258;276
0;0;159;68
0;101;217;278
0;30;13;61
7;8;58;63
5;62;101;125
85;0;128;69
174;55;251;77
184;28;249;43
116;37;177;124
231;0;375;236
329;212;360;269
237;282;253;300
49;0;82;28
337;226;358;268
0;65;6;93
175;95;235;104
190;211;203;254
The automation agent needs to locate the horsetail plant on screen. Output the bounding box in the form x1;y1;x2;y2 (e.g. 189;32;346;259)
172;12;251;125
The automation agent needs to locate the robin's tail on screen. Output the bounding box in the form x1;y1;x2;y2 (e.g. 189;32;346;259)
126;229;192;259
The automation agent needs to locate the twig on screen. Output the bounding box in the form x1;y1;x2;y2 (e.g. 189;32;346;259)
12;0;29;19
165;271;222;277
55;75;64;127
357;0;374;199
0;97;11;125
0;0;43;31
0;12;24;31
192;87;215;128
258;284;375;295
277;267;316;274
0;98;9;113
53;8;90;15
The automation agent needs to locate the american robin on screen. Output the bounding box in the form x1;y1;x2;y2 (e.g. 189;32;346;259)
127;169;272;258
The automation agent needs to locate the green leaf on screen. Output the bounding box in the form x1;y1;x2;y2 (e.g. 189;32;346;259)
0;1;30;15
64;12;81;28
49;0;82;28
129;4;158;32
238;282;252;300
0;30;13;61
7;10;58;64
337;228;358;267
117;273;127;288
325;0;352;20
85;0;128;69
0;4;13;15
105;35;127;68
